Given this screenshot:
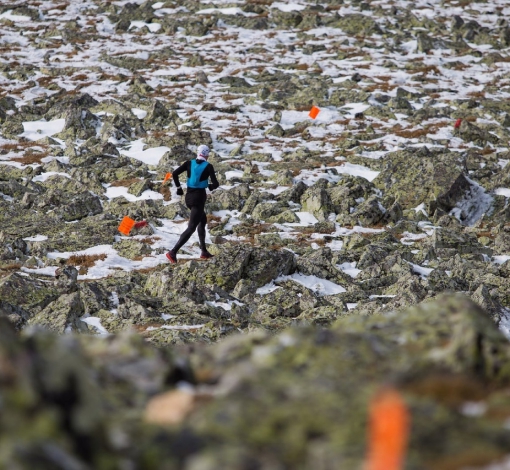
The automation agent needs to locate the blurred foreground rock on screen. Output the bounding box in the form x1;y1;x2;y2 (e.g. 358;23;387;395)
0;295;509;469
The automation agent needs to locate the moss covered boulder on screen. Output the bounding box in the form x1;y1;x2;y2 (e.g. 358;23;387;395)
184;294;510;469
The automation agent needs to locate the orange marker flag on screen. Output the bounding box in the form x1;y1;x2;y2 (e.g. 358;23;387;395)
118;216;136;236
163;172;172;183
365;388;410;470
309;106;320;119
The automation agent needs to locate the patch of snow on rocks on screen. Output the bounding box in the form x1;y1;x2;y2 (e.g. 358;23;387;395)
0;11;32;22
499;309;510;341
119;139;170;166
81;317;109;335
21;119;66;141
336;262;361;278
277;273;347;296
495;188;510;198
450;178;493;226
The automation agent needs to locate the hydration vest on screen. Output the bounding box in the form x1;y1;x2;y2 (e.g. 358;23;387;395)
187;159;209;189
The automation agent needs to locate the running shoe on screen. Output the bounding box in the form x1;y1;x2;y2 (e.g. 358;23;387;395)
166;251;177;264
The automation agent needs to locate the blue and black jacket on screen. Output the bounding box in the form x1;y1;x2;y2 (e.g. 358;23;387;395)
172;158;220;194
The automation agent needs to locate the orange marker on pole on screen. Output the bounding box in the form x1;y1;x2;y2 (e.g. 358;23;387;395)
309;106;320;119
163;172;172;183
118;216;136;236
365;388;410;470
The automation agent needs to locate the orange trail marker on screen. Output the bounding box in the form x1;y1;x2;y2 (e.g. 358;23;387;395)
163;172;172;183
309;106;320;119
118;216;136;236
365;388;410;470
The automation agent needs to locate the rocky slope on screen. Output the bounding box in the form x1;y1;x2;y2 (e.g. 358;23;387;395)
1;0;510;468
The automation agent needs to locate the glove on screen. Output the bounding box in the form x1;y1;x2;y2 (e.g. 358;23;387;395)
208;184;215;192
176;187;184;196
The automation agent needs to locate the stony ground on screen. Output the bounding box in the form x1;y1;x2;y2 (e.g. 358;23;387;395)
1;0;510;468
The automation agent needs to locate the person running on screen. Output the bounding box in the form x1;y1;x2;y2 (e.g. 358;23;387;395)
166;144;219;264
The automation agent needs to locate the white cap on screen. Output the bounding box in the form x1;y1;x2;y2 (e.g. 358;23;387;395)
197;144;210;159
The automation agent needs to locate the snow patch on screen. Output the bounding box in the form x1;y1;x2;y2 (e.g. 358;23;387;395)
131;108;147;119
197;7;257;16
23;235;48;242
21;119;66;141
81;317;109;335
146;324;206;331
119;139;170;166
105;185;163;202
500;309;510;341
130;21;161;33
334;162;380;182
278;273;346;296
495;188;510;198
271;2;307;12
32;172;71;182
0;10;32;22
409;262;434;277
450;178;493;226
336;262;361;278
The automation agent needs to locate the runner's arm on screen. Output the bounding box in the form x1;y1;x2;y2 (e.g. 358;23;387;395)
207;164;220;191
172;161;189;188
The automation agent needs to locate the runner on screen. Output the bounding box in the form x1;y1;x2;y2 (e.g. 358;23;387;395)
166;144;219;263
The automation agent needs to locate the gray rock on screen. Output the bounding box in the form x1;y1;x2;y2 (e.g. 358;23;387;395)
297;247;353;286
432;228;492;256
265;123;285;137
454;119;501;146
217;76;252;88
251;202;287;221
113;239;152;260
471;284;503;324
128;178;151;197
345;195;387;227
276;181;308;204
300;186;333;222
58;192;103;222
267;210;299;224
0;273;62;326
27;292;87;334
208;184;251;212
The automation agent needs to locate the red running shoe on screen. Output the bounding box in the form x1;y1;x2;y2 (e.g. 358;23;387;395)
166;251;177;264
200;250;214;260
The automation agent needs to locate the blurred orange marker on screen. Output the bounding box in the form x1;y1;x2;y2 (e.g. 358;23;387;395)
163;172;172;183
309;106;320;119
118;216;136;236
365;388;410;470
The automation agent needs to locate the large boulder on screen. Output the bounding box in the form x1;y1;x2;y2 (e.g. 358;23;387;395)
251;202;287;221
297;247;353;286
326;13;382;35
0;319;179;469
431;227;492;256
300;186;333;222
454;119;501;146
338;195;387;227
373;147;485;216
207;184;251;212
58;192;103;222
186;294;510;469
0;273;62;327
145;244;296;296
27;292;87;334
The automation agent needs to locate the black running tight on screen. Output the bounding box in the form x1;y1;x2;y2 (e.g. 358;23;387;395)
173;190;207;252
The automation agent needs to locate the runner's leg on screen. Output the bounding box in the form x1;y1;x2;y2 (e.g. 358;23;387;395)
197;210;208;251
172;204;202;252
